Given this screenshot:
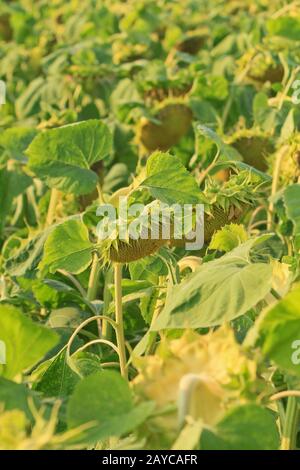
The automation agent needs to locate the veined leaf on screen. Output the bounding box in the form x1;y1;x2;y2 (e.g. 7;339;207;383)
0;304;59;379
141;151;204;204
39;219;94;275
5;229;52;277
201;404;280;450
67;371;154;443
152;239;272;329
258;286;300;375
26;120;112;195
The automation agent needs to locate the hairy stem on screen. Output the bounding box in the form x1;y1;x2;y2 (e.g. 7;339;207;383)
114;263;127;380
102;267;114;340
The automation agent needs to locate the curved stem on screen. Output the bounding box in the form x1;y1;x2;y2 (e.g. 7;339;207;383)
178;256;202;273
177;373;221;429
66;315;118;359
114;263;128;380
198;149;220;186
271;390;300;401
75;338;119;355
57;269;87;298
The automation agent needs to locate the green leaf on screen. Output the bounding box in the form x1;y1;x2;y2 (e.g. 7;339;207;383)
67;371;154;442
39;219;94;275
26;120;112;195
201;404;280;450
152;239;272;329
209;224;248;252
5;230;52;277
195;124;241;161
0;377;40;421
33;350;102;398
267;17;300;41
0;168;32;234
253;92;278;132
141;151;203;204
0;127;37;162
283;184;300;250
0;304;59;379
34;350;80;398
47;307;88;328
192;75;229;101
259;286;300;375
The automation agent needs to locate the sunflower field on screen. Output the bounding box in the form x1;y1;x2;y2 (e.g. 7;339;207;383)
1;0;300;452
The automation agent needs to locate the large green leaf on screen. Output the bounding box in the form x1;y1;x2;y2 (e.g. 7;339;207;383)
33;350;102;398
201;404;280;450
67;371;154;443
0;305;59;379
26;120;112;195
258;286;300;375
141;151;204;204
152;239;273;329
283;184;300;250
39;219;94;275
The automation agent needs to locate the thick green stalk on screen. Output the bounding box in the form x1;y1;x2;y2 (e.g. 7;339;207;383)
102;267;114;340
87;253;100;302
114;263;127;380
281;396;299;450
